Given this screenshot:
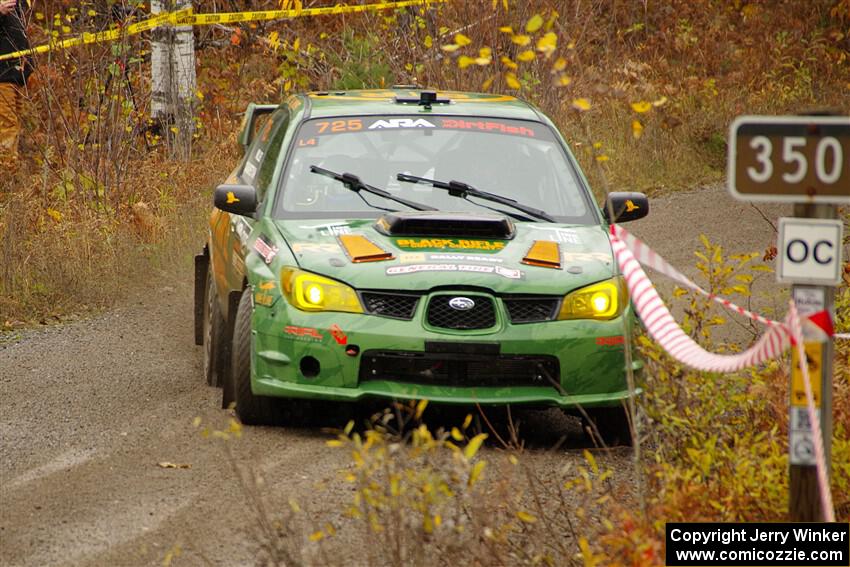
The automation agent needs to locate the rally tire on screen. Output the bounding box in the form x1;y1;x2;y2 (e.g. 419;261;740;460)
583;405;633;447
231;288;280;425
203;271;226;388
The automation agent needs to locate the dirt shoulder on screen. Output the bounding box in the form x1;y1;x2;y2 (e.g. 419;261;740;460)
0;185;791;566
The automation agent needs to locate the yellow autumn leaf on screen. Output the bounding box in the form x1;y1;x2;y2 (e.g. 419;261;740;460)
536;32;557;54
292;37;300;51
517;50;535;62
583;449;599;474
500;55;517;70
458;55;475;69
326;439;344;447
652;95;668;107
525;13;544;33
498;26;513;33
468;460;486;486
475;57;491;65
479;47;492;58
414;399;428;419
505;72;521;89
46;208;62;222
572;98;591;111
551;56;567;72
516;511;537;523
462;414;473;429
451;427;463;441
464;433;488;459
556;75;572;87
424;35;432;48
309;531;324;542
508;454;519;465
596;154;609;162
441;44;460;52
632;119;644;139
481;75;497;90
511;34;531;46
630;101;652;113
454;33;472;46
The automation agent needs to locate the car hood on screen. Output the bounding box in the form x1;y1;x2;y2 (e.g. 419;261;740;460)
272;216;615;294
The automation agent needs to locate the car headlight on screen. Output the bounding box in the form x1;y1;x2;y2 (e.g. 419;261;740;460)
558;277;626;321
280;267;363;313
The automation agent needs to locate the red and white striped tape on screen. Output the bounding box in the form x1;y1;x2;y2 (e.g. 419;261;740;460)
609;224;836;521
788;300;835;522
609;227;792;372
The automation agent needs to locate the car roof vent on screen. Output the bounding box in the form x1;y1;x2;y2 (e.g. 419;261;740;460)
394;90;450;110
375;212;515;240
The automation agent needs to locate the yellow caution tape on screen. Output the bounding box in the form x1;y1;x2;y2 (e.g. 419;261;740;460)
0;0;443;62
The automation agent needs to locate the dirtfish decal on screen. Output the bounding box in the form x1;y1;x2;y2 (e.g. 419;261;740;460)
368;118;436;129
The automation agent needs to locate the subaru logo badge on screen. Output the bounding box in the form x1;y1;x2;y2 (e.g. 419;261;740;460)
448;297;475;311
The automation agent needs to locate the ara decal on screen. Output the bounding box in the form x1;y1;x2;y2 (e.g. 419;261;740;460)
527;225;580;245
253;234;279;265
386;264;522;279
284;326;323;341
330;324;348;346
395;238;505;251
291;242;341;254
368;118;436;129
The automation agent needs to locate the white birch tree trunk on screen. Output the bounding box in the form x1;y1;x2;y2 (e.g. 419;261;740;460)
151;0;196;159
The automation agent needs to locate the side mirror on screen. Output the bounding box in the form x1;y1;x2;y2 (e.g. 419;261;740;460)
237;103;278;154
602;192;649;223
214;184;258;217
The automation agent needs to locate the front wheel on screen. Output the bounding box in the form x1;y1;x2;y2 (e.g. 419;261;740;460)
228;288;281;425
582;405;633;447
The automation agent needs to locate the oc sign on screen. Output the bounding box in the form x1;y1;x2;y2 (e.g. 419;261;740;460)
777;218;844;286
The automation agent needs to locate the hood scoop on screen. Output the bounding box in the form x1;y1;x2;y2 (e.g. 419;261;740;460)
375;212;515;239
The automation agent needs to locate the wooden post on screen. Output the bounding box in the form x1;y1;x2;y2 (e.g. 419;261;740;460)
789;203;838;522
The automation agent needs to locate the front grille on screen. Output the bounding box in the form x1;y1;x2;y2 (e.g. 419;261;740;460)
427;295;496;330
504;297;561;323
359;350;560;388
361;292;420;320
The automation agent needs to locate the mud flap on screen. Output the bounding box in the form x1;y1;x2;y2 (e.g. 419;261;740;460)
193;249;209;346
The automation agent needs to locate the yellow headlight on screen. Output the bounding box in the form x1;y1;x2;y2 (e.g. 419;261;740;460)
280;267;363;313
558;277;626;321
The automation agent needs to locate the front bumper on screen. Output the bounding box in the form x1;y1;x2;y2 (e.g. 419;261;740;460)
250;290;642;409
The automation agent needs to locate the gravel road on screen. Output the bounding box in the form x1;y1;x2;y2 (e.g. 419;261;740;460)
0;185;790;566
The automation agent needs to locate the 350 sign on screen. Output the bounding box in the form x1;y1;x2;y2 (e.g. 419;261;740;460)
728;116;850;203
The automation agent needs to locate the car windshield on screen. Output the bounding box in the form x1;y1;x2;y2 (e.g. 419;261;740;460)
274;115;595;223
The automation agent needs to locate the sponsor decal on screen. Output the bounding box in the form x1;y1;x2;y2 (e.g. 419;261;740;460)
563;251;612;263
297;137;318;147
284;326;323;341
527;226;580;245
253;234;279;264
254;292;275;307
291;242;342;254
258;281;276;290
226;191;240;204
243;161;257;181
395;238;506;251
440;118;537;138
399;253;427;263
428;253;504;264
330;324;348;345
287;97;303;112
368;118;436;129
298;222;352;236
234;217;252;242
386;264;522;279
254;148;264;163
596;336;625;347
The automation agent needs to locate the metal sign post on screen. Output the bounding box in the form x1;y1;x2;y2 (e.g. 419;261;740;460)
728;114;848;522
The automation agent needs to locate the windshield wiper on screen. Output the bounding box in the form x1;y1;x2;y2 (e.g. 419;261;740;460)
395;173;555;223
311;166;436;212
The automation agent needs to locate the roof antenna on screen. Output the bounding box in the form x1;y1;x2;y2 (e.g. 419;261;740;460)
419;91;437;110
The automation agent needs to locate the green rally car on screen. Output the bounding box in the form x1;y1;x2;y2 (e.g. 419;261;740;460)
194;88;648;443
